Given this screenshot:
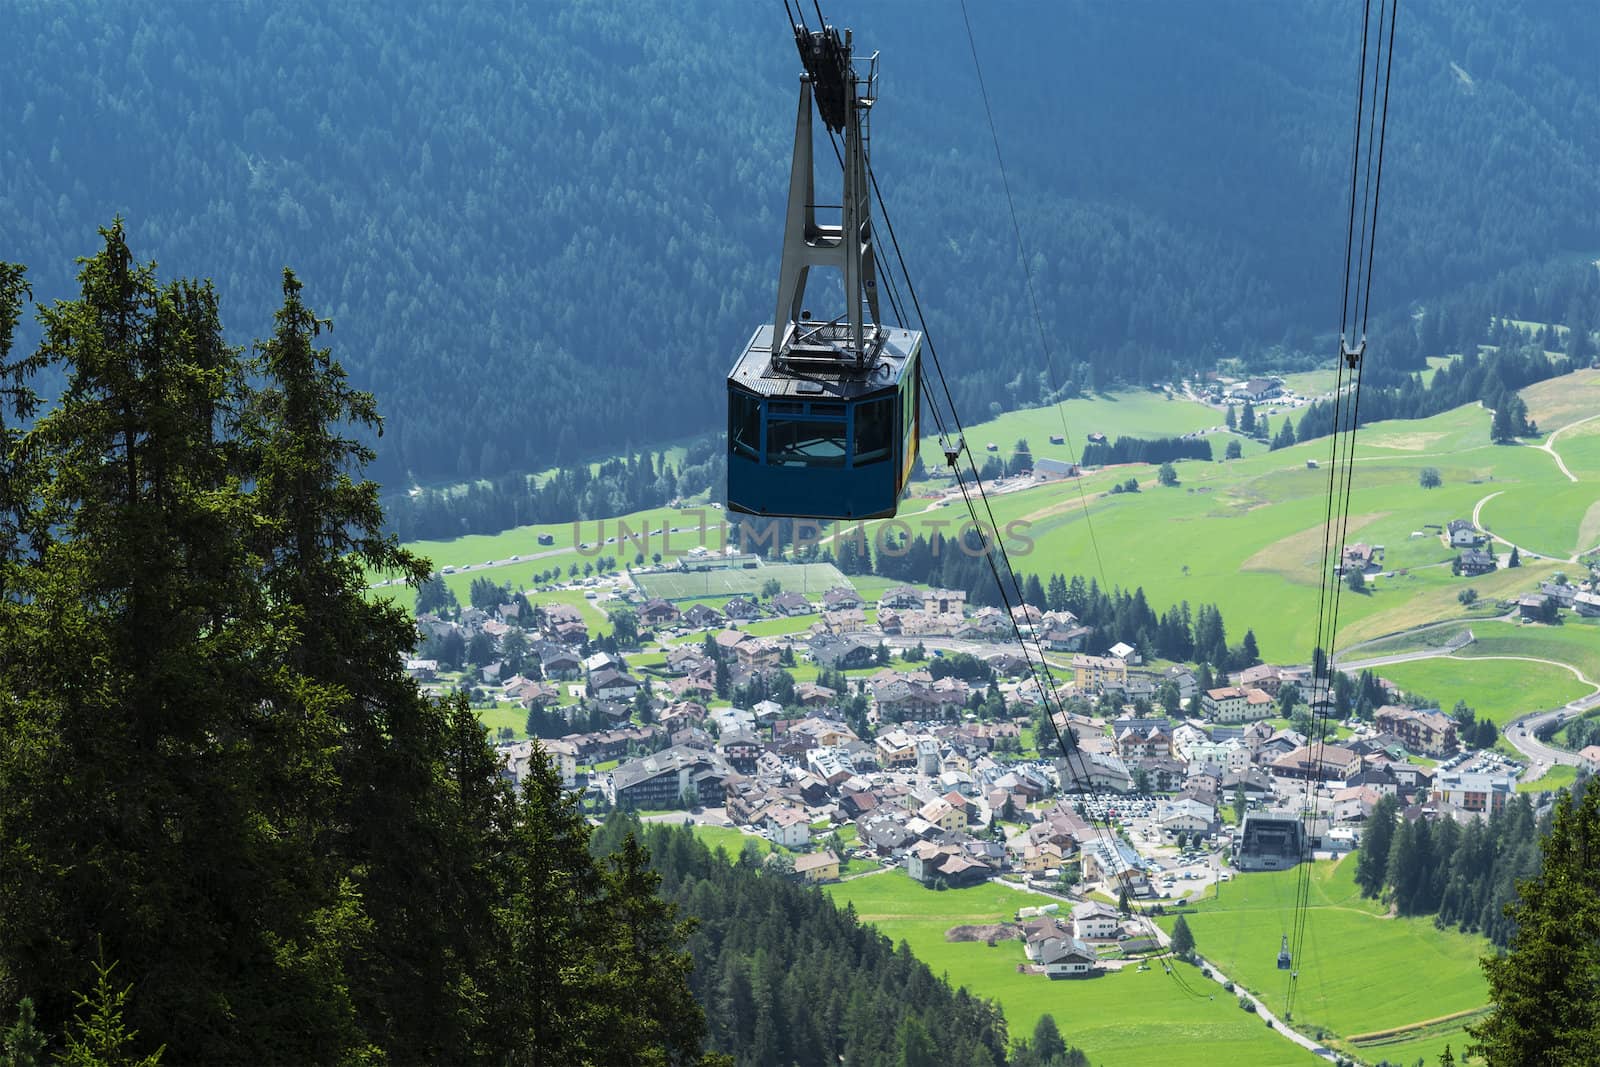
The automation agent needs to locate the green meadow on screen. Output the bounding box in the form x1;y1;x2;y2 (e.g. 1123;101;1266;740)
385;374;1600;680
1373;654;1592;725
1164;858;1490;1063
834;396;1585;662
824;875;1319;1066
1454;619;1600;686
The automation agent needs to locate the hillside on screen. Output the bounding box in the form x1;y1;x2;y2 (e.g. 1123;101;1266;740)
397;374;1600;677
5;0;1600;485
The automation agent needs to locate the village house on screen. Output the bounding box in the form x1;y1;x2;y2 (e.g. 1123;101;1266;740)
770;591;816;616
1114;723;1173;761
822;586;864;610
639;597;681;627
1232;664;1284;695
1156;798;1217;836
563;724;661;765
682;602;723;629
724;596;762;620
611;744;733;810
1579;745;1600;775
809;634;877;670
1034;457;1079;481
1227;377;1281;402
498;738;578;789
875;729;918;769
793;849;841;883
1268;743;1363;782
906;840;991;887
1106;641;1140;664
807;747;856;786
1337;542;1383;576
539;644;583;679
1080;838;1148;892
766;806;812;848
718;730;763;774
1375;705;1458;757
1433;769;1514;818
1071;901;1122;940
1072;654;1129;691
821;607;867;633
878;585;925;611
587;667;642;701
542;603;588;644
1037;934;1099;978
1446;519;1481;547
1457;548;1497;576
915;797;964;834
732;638;781;669
1202;685;1274;724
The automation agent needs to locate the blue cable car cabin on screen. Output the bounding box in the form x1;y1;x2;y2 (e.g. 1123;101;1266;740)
727;323;920;520
725;19;924;521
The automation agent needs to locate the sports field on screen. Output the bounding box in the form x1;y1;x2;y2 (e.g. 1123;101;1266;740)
825;875;1321;1066
1165;857;1490;1064
636;561;848;601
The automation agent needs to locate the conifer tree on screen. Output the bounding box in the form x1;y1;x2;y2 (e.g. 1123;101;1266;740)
1469;785;1600;1064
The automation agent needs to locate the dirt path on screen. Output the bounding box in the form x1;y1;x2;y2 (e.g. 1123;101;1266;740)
1535;411;1600;483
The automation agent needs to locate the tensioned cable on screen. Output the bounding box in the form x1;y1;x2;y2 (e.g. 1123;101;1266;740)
955;0;1111;588
871;166;1207;997
1285;0;1398;1024
791;0;1205;993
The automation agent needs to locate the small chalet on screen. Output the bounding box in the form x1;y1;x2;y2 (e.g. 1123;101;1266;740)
639;598;681;627
793;849;841;883
770;592;815;616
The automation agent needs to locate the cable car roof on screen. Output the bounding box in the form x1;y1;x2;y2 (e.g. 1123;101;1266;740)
728;324;921;399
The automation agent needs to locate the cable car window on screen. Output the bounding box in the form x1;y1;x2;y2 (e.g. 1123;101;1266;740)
730;392;761;461
854;397;893;464
770;401;805;414
809;402;845;417
767;418;847;467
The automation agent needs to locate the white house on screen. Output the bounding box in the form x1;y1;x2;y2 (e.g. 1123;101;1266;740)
1071;901;1122;940
766;806;812;848
1107;641;1140;664
1579;745;1600;775
1039;936;1099;977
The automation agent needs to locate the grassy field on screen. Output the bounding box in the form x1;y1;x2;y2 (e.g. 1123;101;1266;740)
384;377;1600;673
1372;654;1592;725
637;561;848;601
1478;482;1600;557
1164;857;1490;1063
1519;763;1578;793
689;825;771;859
818;397;1581;662
916;390;1225;470
825;875;1321;1066
1454;618;1600;684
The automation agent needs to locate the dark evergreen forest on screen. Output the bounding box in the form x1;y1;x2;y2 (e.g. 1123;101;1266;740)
591;817;1089;1067
4;0;1600;489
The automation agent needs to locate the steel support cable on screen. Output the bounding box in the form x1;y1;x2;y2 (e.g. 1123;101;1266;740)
954;0;1111;587
872;169;1206;1000
1286;0;1398;1023
797;0;1203;995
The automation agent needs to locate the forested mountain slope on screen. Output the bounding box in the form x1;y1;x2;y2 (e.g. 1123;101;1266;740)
3;0;1598;484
